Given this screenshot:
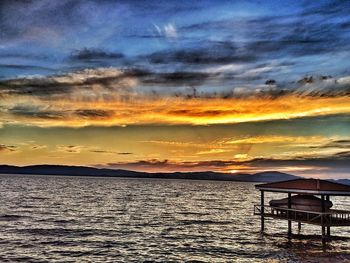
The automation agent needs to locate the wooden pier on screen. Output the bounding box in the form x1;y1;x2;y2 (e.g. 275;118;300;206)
254;179;350;244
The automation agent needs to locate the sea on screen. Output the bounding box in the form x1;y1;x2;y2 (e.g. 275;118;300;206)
0;174;349;262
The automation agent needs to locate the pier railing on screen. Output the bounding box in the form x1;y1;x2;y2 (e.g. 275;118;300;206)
254;205;350;226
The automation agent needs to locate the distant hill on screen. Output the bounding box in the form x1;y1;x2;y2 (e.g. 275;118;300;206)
229;171;299;182
0;164;304;183
331;179;350;186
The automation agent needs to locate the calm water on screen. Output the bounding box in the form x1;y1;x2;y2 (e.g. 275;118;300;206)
0;174;349;262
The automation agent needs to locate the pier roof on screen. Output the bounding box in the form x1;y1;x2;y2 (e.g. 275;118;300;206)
256;178;350;196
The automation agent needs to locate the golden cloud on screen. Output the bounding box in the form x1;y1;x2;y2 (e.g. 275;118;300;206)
1;68;349;127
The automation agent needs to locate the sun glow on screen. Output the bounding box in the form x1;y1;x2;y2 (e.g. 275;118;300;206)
1;95;349;127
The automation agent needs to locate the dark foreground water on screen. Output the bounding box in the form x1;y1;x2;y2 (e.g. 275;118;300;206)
0;174;349;262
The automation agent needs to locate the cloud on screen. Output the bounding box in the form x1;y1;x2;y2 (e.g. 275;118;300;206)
0;144;17;152
302;1;350;17
70;48;124;61
151;23;178;40
0;0;129;42
196;149;232;155
31;144;47;150
97;150;350;178
146;41;256;65
139;71;212;87
101;159;226;172
56;145;83;153
89;149;133;155
310;139;350;149
222;135;328;145
180;3;350;61
75;109;114;119
0;67;350;127
163;23;177;39
0;68;137;98
8;105;66;119
0;64;53;71
241;154;350;177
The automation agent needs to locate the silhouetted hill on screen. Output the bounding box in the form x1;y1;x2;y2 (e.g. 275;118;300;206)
2;165;347;184
0;164;143;177
229;171;299;182
331;179;350;186
0;164;308;183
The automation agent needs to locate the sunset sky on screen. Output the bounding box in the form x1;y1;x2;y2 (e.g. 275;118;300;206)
0;0;349;178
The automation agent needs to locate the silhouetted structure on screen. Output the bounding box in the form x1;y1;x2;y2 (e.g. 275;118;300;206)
254;179;350;245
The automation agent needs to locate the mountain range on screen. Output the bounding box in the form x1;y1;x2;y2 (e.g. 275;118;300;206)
0;165;349;185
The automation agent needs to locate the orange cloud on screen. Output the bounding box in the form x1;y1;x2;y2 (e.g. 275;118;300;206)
221;135;329;145
1;68;349;127
1;95;349;127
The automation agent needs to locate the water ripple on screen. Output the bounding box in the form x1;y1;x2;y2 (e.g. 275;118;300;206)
0;174;349;262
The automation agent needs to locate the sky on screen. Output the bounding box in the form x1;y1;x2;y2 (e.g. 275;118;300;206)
0;0;349;178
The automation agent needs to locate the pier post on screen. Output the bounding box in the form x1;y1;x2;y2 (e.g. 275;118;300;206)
326;195;331;237
321;195;326;245
288;193;292;238
298;222;301;234
260;190;265;232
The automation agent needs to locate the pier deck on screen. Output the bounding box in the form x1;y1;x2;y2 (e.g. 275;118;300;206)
254;205;350;227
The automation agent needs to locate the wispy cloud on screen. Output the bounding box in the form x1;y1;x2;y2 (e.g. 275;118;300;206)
164;24;177;39
31;144;47;150
90;149;133;155
152;23;178;40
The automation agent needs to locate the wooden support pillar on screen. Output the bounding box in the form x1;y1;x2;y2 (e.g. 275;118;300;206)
298;222;301;233
288;193;292;238
322;226;326;246
321;195;326;245
261;190;265;233
326;195;331;237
